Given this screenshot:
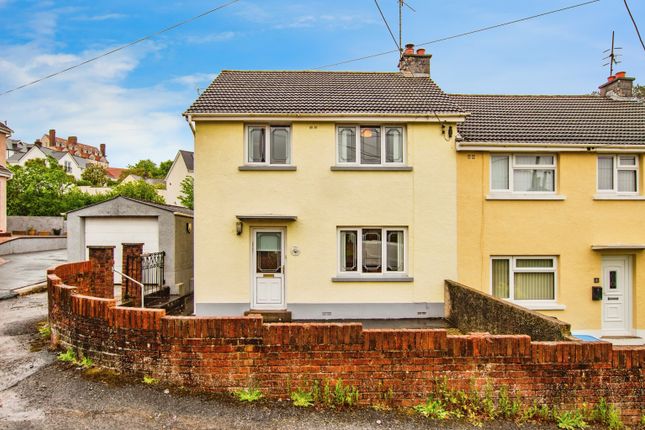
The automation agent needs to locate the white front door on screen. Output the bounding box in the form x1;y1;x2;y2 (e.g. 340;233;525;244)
601;256;633;336
251;229;286;310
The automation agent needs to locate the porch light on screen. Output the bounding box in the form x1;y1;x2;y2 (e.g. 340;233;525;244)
236;221;243;235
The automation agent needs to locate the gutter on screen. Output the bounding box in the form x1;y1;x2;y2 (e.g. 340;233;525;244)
457;141;645;153
185;112;469;123
185;114;196;135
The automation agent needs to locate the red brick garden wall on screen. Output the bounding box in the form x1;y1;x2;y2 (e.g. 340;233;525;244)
47;262;645;424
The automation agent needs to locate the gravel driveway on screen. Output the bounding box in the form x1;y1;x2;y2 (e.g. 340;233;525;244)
0;292;569;430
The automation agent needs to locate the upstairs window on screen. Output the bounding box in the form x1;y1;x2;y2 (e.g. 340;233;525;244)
246;125;291;165
491;155;556;193
598;155;639;193
64;161;72;173
337;126;405;166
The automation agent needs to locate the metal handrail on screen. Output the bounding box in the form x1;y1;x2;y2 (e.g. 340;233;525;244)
113;268;145;308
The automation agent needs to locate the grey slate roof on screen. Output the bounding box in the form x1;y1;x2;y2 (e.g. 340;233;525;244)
185;70;464;116
179;150;194;171
0;164;11;178
451;94;645;145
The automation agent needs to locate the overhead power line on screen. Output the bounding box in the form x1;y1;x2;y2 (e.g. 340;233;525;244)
313;0;601;70
374;0;400;51
0;0;241;97
622;0;645;53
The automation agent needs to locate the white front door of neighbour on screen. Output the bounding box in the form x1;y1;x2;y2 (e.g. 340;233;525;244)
252;229;286;310
601;256;633;336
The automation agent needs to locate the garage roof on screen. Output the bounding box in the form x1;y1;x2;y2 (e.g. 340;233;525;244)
66;196;193;217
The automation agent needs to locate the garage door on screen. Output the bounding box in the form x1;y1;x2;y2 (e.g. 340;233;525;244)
84;217;159;283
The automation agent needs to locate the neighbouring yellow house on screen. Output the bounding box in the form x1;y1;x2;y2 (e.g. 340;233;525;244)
185;46;645;340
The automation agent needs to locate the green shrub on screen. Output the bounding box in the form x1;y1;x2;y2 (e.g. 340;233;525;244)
556;410;588;430
290;389;314;407
591;399;623;430
233;388;263;403
37;322;51;338
414;398;450;420
57;348;76;363
143;376;159;385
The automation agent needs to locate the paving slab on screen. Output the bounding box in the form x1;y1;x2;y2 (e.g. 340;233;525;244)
0;250;67;296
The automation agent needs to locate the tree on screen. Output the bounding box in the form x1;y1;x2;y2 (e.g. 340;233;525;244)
109;180;166;204
178;176;194;209
80;163;109;187
7;158;76;216
124;159;159;179
634;83;644;99
158;159;173;178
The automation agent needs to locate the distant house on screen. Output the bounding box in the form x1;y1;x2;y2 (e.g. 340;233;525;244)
8;143;90;180
0;122;13;234
164;150;194;206
106;167;126;181
121;174;165;187
40;129;108;166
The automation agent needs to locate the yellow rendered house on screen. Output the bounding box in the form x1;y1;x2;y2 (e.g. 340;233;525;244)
185;47;645;339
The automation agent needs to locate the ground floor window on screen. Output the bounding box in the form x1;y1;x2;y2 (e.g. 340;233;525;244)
338;227;406;275
491;256;556;301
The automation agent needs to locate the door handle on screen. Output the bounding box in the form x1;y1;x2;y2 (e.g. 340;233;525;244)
607;297;619;301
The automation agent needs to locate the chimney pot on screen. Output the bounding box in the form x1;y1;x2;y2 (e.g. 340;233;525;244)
599;71;635;98
398;42;432;77
100;143;106;157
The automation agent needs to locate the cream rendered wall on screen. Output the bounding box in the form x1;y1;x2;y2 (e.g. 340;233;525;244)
194;121;457;314
457;151;645;332
165;156;193;206
59;153;82;179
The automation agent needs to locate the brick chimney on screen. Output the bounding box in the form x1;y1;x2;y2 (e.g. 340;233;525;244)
599;71;635;98
100;143;106;157
48;129;56;148
67;136;78;147
398;43;432;77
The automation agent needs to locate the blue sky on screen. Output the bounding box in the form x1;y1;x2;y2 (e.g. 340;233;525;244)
0;0;643;167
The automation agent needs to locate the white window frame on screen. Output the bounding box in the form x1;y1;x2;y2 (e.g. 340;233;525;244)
490;154;557;194
597;155;639;195
335;125;406;166
337;227;408;277
64;160;72;173
490;256;558;306
244;124;292;166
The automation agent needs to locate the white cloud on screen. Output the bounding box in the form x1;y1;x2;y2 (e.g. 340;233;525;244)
0;41;196;167
183;31;235;45
72;13;127;22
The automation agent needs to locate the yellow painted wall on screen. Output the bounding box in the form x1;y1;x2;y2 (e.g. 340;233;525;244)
457;151;645;331
194;121;457;307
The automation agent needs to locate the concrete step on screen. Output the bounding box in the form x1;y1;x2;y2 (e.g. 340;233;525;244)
245;310;292;322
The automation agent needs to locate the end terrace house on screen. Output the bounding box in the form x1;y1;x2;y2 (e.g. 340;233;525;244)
185;48;467;319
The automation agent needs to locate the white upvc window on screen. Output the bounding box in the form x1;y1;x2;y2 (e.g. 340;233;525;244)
64;160;72;173
245;125;291;165
491;256;557;303
597;155;639;194
490;154;556;193
338;227;407;276
336;125;405;166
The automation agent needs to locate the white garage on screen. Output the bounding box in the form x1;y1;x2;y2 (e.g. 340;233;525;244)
84;217;159;282
67;196;194;292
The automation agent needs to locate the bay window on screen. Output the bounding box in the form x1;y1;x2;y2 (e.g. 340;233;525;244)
491;257;557;302
246;125;291;165
597;155;639;193
491;155;556;193
337;126;405;166
338;227;406;275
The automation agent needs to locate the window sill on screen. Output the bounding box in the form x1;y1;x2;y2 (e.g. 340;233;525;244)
330;166;413;171
508;301;566;311
486;194;566;201
238;165;297;171
331;276;414;283
593;194;645;201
